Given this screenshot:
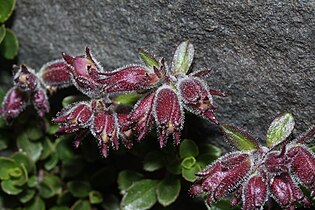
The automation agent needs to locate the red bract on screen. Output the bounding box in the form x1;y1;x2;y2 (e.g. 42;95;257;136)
191;113;315;209
154;86;183;147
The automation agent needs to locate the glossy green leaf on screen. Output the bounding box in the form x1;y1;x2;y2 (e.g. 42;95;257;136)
221;124;260;151
8;167;22;178
0;24;5;43
40;137;54;160
27;176;37;188
121;179;159;210
311;146;315;152
11;164;28;186
181;156;196;169
138;48;160;69
143;151;165;172
0;157;18;180
156;177;181;207
0;0;16;23
179;139;199;158
44;152;59;171
266;113;295;147
182;163;201;182
0;28;19;59
89;191;103;204
67;181;91;198
117;170;143;193
11;152;35;173
39;175;62;199
18;188;36;203
48;124;59;135
17;133;43;161
56;137;77;161
1;179;22;195
171;40;194;75
112;93;142;105
25;196;45;210
70;200;91;210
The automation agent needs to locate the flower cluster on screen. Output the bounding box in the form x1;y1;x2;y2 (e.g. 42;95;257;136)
0;61;71;123
190;113;315;209
51;41;224;157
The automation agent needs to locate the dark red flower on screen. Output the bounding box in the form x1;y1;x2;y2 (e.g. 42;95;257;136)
33;88;50;117
13;65;38;91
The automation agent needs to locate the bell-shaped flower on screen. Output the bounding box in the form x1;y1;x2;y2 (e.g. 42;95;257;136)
62;48;104;98
242;174;268;210
13;65;38;91
153;86;184;147
0;87;28;123
191;152;251;202
270;173;310;209
32;88;50;118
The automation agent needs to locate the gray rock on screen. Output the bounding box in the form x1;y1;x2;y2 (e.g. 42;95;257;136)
13;0;314;141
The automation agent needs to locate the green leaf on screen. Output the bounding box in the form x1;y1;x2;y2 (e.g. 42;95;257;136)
17;133;43;161
25;196;45;210
182;163;201;182
0;157;18;180
48;124;59;135
138;48;160;69
266;112;295;147
0;24;5;44
221;124;260;151
0;132;9;150
40;137;54;160
8;167;22;178
166;158;182;175
0;0;16;23
0;28;19;59
311;146;315;152
67;181;91;198
56;136;77;161
27;176;37;188
62;95;86;107
171;40;194;75
102;195;120;210
156;177;181;207
179;139;199;158
11;152;35;173
206;199;241;210
112;93;142;105
197;154;217;169
38;175;62;199
89;191;103;204
70;200;91;210
44;152;59;171
181;156;196;169
117;170;143;193
18;188;36;203
26;124;44;141
199;144;222;157
121;179;159;210
143;151;165;172
1;179;23;195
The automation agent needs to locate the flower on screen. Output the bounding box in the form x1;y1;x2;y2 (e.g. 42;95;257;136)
191;113;315;209
95;41;224;146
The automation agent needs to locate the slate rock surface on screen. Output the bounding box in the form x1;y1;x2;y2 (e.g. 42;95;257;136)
12;0;314;142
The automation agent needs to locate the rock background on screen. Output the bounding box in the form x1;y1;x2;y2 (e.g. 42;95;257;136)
12;0;315;142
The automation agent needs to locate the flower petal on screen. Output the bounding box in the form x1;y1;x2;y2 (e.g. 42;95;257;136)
32;88;50;117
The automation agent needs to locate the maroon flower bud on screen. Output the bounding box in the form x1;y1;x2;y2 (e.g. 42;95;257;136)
62;48;104;98
90;100;119;158
32;88;50;117
128;93;155;141
53;102;93;134
270;173;310;209
242;174;268;210
13;65;38;91
0;87;28;123
192;152;251;202
287;145;315;191
178;76;220;124
98;65;160;94
39;60;72;89
153;86;183;147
